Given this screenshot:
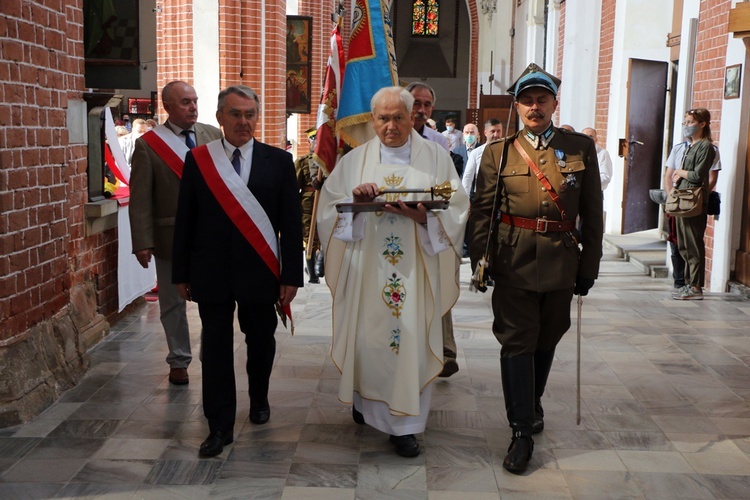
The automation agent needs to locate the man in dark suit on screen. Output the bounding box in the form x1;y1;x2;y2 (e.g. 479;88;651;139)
130;81;222;386
172;85;303;457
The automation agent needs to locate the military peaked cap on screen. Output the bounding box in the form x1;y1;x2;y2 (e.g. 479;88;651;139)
508;63;561;97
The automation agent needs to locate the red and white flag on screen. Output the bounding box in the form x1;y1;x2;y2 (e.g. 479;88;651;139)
104;107;130;184
311;24;345;175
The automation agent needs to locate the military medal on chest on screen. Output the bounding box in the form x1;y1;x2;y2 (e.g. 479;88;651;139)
556;149;579;191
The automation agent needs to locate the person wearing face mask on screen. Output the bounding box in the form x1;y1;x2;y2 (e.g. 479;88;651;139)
442;117;463;151
452;123;481;178
664;108;717;300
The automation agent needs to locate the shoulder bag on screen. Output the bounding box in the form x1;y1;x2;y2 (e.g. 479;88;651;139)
665;186;704;217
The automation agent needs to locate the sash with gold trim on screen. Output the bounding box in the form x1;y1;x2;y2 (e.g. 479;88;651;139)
192;140;294;331
141;124;191;178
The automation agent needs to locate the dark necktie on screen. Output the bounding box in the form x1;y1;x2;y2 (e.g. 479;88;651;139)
231;148;242;175
181;130;195;149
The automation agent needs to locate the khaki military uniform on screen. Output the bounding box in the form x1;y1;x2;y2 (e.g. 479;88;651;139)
467;127;603;356
294;153;320;251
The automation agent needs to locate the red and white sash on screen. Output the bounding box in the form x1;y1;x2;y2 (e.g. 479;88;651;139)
193;140;280;276
141;124;191;178
192;141;293;329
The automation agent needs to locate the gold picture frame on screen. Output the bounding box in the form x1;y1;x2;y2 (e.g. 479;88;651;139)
286;16;313;114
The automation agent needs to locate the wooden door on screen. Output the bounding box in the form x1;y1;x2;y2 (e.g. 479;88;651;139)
621;59;668;234
734;126;750;286
466;94;518;141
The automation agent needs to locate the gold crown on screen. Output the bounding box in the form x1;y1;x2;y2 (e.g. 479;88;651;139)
383;174;403;187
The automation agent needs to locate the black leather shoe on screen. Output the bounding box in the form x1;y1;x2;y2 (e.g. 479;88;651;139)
389;434;420;457
250;406;271;425
352;406;365;425
199;431;233;457
503;432;533;474
438;359;459;378
532;400;544;434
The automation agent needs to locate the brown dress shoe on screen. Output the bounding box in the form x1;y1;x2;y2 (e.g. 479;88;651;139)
169;367;189;385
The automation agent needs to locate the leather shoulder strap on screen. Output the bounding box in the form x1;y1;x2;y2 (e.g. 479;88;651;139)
512;139;567;220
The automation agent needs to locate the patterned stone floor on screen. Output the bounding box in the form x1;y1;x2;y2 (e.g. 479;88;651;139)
1;242;750;499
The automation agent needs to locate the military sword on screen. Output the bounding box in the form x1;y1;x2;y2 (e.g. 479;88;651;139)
377;181;456;200
576;293;582;425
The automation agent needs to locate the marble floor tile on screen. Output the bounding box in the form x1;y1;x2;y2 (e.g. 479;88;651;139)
23;437;105;459
71;458;155;483
0;483;62;500
603;431;673;451
143;459;222;485
280;486;355;499
228;441;297;464
682;448;750;475
697;473;750;499
93;438;172;460
425;465;499;492
285;463;358;488
553;449;627;471
615;450;694;473
133;483;213;499
55;482;140;499
356;463;426;492
560;470;644;498
424;445;492;468
0;248;748;497
1;457;86;482
493;467;571;498
0;437;40;460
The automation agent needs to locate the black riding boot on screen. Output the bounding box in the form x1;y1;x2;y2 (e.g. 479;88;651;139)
533;349;556;434
500;355;535;474
306;257;319;284
314;250;325;278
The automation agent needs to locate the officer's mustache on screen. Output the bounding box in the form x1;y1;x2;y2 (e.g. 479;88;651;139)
526;111;545;119
414;111;427;120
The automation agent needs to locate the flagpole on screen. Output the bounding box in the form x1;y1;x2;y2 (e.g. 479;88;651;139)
306;4;345;260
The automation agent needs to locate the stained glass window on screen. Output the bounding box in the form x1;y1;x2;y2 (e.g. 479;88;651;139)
412;0;439;37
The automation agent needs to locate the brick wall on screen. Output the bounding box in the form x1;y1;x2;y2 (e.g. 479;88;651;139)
692;0;731;285
155;0;195;123
0;0;110;426
296;1;327;157
555;1;566;124
217;1;288;148
2;0;73;340
596;0;617;141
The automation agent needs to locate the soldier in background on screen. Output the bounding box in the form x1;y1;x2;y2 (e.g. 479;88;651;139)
295;127;325;283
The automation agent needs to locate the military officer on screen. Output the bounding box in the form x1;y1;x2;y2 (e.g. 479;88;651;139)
295;127;324;283
467;64;603;473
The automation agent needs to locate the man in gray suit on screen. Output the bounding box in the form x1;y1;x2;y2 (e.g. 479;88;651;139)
129;81;222;385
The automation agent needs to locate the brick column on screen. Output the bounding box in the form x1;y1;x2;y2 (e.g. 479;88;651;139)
692;0;731;285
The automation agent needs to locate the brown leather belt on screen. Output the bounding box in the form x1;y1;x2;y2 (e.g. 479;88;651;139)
497;212;576;233
301;186;315;193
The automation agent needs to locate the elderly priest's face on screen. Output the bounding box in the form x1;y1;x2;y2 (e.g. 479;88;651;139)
371;92;414;148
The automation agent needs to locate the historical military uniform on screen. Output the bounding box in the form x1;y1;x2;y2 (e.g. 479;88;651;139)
467;64;603;474
295;128;324;283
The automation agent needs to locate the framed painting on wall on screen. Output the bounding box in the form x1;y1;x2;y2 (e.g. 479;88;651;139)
286;16;312;114
724;64;741;100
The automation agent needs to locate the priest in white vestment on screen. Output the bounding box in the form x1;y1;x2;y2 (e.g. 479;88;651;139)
317;86;468;457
